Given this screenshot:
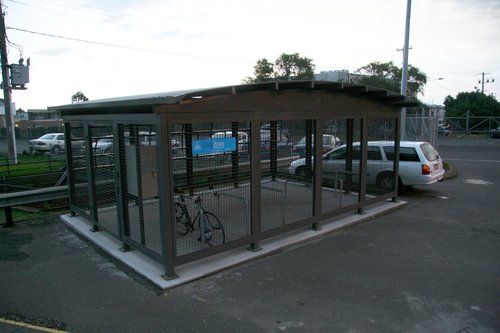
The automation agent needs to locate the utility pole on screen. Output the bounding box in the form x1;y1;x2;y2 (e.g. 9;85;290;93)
400;0;412;141
0;0;17;164
476;72;494;94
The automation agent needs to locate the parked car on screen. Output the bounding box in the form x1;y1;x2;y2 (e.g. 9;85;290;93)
93;132;158;153
490;126;500;139
288;141;445;193
93;136;114;153
292;134;341;158
29;133;66;154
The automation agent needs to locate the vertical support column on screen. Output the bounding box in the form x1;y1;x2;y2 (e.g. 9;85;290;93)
85;125;100;232
185;124;194;196
312;118;322;231
304;120;313;179
345;119;354;192
159;115;177;280
357;118;368;215
131;126;146;245
114;124;131;252
392;116;401;202
270;120;277;181
231;122;240;188
248;120;262;252
64;122;77;216
4;207;13;227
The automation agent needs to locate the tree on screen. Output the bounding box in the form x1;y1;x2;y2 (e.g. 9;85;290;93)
355;61;427;96
246;58;274;83
444;92;500;117
71;91;89;103
245;53;315;83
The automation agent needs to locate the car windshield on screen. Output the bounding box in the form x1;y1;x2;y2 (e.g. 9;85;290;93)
99;138;113;143
39;134;56;140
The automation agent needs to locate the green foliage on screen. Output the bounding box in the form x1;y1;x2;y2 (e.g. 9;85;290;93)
355;61;427;96
245;53;315;83
71;91;89;103
444;92;500;117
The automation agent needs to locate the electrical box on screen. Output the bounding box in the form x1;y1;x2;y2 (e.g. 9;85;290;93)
10;64;30;87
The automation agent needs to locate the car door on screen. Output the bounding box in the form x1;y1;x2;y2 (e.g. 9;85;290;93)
55;134;65;149
366;145;388;185
322;146;361;183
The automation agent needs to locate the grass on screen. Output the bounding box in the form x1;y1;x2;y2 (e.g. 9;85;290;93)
0;206;69;225
0;153;66;177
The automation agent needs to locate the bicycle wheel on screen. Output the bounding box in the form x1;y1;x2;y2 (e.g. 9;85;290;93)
198;211;225;246
175;202;190;236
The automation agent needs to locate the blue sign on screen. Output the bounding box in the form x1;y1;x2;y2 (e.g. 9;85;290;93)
192;138;237;155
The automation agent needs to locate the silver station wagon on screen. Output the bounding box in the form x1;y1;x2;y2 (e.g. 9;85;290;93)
288;141;445;193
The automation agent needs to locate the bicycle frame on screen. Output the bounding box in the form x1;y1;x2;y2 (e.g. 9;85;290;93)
175;191;225;246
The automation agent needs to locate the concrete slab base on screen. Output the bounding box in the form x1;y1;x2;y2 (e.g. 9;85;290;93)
60;199;405;290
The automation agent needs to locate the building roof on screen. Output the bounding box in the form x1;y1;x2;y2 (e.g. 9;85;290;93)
50;80;420;115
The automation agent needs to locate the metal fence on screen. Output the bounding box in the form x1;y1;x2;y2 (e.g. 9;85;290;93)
444;113;500;138
403;109;500;147
63;115;401;277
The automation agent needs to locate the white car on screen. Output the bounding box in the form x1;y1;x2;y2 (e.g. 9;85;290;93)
288;141;445;192
93;132;158;154
29;133;66;154
93;136;114;153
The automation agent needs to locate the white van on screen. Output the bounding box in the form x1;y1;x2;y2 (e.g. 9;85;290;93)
288;141;445;192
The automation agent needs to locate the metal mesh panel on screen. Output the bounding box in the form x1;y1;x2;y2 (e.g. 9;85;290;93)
263;120;314;231
321;119;362;213
118;125;161;254
88;125;117;235
67;124;90;217
172;122;251;256
321;119;360;213
367;118;397;196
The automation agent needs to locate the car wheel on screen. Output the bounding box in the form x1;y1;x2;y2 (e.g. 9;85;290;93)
295;167;308;178
52;146;61;154
377;172;395;191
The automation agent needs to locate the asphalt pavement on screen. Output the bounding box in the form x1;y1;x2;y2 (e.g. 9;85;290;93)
0;139;499;332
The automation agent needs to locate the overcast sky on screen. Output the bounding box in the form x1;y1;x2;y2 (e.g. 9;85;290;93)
4;0;500;110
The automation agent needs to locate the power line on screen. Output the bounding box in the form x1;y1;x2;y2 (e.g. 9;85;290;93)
5;0;121;22
7;26;252;64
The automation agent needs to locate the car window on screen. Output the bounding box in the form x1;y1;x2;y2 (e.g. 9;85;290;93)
419;143;439;161
367;146;383;160
40;134;55;140
327;147;346;160
383;146;420;162
57;135;64;140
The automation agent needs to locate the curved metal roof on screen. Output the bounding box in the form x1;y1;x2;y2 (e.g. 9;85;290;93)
50;80;420;115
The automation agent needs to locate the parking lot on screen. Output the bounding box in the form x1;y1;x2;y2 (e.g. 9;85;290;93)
0;139;499;332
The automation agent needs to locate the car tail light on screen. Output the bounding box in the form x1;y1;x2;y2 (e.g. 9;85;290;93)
422;164;431;175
